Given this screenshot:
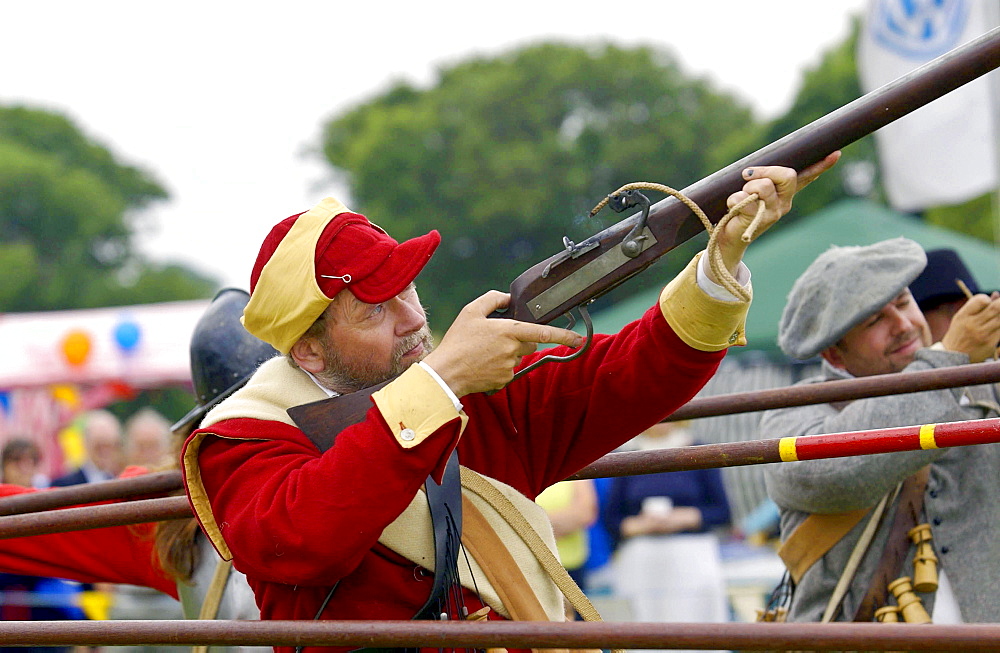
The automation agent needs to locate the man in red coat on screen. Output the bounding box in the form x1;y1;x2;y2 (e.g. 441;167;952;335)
0;477;177;599
182;158;836;652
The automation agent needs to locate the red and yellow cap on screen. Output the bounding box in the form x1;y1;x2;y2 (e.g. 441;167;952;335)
242;197;440;353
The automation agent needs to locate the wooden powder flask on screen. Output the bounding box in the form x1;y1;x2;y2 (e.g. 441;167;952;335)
888;576;932;624
874;606;906;653
875;605;901;623
755;606;787;623
908;523;939;593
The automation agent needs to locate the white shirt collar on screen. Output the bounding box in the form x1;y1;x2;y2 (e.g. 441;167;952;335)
303;369;341;398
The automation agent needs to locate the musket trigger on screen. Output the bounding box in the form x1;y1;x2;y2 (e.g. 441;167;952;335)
507;305;593;384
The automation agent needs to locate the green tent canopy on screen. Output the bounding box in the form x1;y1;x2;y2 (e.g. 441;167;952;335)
586;198;1000;357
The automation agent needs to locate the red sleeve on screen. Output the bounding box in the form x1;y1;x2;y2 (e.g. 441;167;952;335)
195;407;462;586
458;305;725;497
0;485;178;599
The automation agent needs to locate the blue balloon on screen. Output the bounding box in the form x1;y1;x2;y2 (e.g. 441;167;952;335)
0;392;9;414
113;319;142;353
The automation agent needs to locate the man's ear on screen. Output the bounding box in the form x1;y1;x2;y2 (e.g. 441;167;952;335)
289;337;325;374
820;345;846;370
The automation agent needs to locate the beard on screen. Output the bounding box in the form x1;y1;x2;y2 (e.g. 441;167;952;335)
312;326;435;393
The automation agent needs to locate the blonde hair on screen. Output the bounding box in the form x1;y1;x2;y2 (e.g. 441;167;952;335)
151;425;201;583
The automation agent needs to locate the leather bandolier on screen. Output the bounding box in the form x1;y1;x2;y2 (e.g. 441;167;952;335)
852;466;930;623
772;466;932;624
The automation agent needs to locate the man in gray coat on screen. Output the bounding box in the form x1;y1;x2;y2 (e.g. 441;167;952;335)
762;237;1000;624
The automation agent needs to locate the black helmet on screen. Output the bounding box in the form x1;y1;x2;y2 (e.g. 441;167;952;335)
172;288;279;434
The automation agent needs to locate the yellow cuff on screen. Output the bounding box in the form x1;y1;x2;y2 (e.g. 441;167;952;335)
372;364;468;448
659;252;750;351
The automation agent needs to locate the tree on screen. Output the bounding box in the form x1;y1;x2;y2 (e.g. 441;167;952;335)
320;42;757;324
0;105;217;313
925;194;998;243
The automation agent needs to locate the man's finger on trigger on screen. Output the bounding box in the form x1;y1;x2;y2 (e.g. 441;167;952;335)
520;323;583;348
550;326;586;348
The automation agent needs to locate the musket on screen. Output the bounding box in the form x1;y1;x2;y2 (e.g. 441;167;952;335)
288;27;1000;441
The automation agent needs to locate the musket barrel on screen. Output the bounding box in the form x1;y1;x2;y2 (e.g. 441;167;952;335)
684;24;1000;222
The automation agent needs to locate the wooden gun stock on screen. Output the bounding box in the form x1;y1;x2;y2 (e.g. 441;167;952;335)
290;379;392;452
288;27;1000;445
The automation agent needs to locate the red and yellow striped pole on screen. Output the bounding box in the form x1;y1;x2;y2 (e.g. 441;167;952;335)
774;418;1000;462
576;417;1000;479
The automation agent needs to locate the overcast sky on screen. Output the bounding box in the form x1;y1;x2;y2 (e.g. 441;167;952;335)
2;0;868;291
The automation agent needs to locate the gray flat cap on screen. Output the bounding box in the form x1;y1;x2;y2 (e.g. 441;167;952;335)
778;237;927;360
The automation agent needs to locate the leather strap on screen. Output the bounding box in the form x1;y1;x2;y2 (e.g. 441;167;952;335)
348;452;464;653
821;486;897;623
197;559;234;620
776;396;871;585
853;466;931;622
462;494;552;623
461;495;598;653
778;507;870;584
413;448;463;621
461;468;603;623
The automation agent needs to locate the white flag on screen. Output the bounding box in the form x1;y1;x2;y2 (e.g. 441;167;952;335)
858;0;999;212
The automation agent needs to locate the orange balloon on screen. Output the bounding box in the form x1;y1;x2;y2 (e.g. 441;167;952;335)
61;329;92;367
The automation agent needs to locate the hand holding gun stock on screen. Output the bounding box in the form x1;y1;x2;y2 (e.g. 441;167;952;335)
288;27;1000;443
